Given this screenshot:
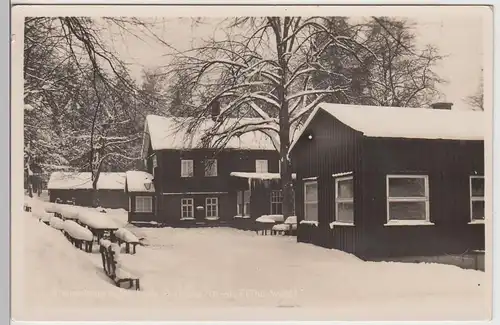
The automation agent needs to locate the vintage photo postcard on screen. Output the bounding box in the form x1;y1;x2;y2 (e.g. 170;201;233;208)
10;4;493;322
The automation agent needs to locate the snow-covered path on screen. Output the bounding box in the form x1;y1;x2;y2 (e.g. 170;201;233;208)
13;204;490;321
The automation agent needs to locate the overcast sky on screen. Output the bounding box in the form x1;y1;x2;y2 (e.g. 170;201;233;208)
101;7;488;111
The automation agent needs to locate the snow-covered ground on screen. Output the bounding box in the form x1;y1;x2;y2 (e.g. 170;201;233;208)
13;196;490;321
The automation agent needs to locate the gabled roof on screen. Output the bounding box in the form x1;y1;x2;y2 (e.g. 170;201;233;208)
289;103;485;153
47;172;126;190
143;115;277;154
125;170;155;193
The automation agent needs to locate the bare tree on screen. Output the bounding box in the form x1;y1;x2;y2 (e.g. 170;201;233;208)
163;17;380;219
24;17;164;191
363;17;444;107
466;69;484;111
311;17;444;107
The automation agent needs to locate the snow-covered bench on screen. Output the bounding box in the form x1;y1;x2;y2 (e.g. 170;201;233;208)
63;220;94;253
255;215;285;235
58;204;80;221
271;216;297;236
49;216;65;231
99;239;140;290
34;210;52;225
113;228;140;254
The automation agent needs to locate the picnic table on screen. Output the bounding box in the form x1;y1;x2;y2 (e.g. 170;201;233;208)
255;215;285;235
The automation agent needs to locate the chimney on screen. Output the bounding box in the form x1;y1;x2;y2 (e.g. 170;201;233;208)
210;99;221;122
430;102;453;110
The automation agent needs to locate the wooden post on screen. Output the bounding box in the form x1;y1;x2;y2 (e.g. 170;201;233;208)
100;246;106;270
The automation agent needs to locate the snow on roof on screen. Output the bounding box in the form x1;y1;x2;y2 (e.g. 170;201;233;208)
125;170;155;193
289;103;485;153
96;173;126;190
145;115;276;152
47;172;126;190
230;172;297;180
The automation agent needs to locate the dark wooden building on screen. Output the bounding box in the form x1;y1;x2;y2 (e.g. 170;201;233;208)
289;102;486;262
125;170;156;225
47;172;128;209
139;115;287;227
229;172;297;229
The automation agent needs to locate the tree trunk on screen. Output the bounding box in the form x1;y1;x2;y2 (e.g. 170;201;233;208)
276;17;294;219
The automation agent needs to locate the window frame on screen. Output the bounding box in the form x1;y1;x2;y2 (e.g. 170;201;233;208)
204;159;218;177
334;176;354;225
385;174;431;225
181;198;194;220
255;159;269;173
135;196;153;213
181;159;194;178
270;190;283;215
236;190;251;216
304;180;318;222
205;197;219;219
470;175;485;223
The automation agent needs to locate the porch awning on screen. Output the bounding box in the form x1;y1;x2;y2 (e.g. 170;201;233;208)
230;172;297;180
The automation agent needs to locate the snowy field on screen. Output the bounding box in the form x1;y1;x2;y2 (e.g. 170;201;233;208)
13;196;490;321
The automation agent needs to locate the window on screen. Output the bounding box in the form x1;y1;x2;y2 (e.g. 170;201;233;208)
205;197;218;219
181;159;194;177
386;175;430;223
255;159;268;173
470;176;485;222
304;181;318;222
204;159;218;177
271;190;283;215
181;198;194;219
335;176;354;224
135;196;153;213
237;190;251;216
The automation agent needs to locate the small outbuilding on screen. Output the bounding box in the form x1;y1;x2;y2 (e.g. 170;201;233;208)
125;170;156;225
47;172;128;209
289;103;486;265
